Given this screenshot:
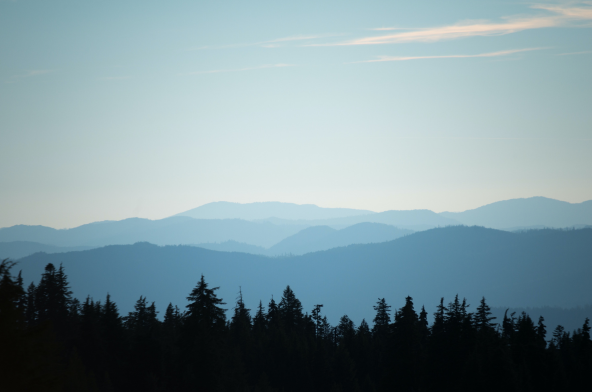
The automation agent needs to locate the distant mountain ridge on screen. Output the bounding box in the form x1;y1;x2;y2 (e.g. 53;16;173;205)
15;226;592;329
256;209;458;230
190;241;268;255
175;201;374;220
440;197;592;229
192;223;413;256
3;197;592;255
267;222;413;256
0;241;95;260
0;217;306;248
1;223;412;260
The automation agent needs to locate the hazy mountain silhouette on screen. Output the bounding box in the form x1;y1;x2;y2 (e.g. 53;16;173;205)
440;196;592;229
175;201;374;220
188;223;412;256
15;226;592;328
0;241;96;260
268;225;336;254
190;240;267;255
267;222;413;255
507;224;592;232
0;217;306;248
257;209;459;230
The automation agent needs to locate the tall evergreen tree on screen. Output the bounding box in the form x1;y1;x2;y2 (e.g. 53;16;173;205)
163;302;183;337
391;296;423;391
372;298;391;336
336;315;356;346
475;297;496;332
125;296;162;391
502;310;517;341
24;282;37;325
34;263;73;343
312;304;324;339
252;300;267;334
0;260;63;391
431;298;447;336
230;288;252;332
15;270;26;314
266;296;278;327
181;275;227;391
536;316;547;349
185;275;226;330
278;285;304;330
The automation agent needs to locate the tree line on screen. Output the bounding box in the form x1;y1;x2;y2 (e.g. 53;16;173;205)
1;260;591;392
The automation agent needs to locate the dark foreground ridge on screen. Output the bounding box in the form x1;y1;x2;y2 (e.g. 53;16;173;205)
1;260;591;392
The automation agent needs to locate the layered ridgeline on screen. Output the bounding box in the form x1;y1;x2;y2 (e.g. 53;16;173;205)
174;201;374;220
0;241;95;260
0;221;412;259
0;217;305;248
178;198;592;230
14;226;592;332
194;223;412;256
441;197;592;230
0;201;449;258
2;198;591;259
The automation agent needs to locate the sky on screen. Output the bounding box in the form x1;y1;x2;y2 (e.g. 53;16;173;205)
1;0;591;229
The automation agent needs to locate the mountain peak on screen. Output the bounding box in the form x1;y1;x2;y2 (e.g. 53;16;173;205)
440;197;592;229
174;201;375;221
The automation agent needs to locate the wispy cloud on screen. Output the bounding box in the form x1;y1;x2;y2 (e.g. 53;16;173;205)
370;27;424;31
22;70;52;77
6;69;53;83
188;34;339;51
387;136;592;141
311;3;592;46
533;3;592;20
556;50;592;55
268;34;328;43
355;48;544;63
100;76;132;81
182;63;295;75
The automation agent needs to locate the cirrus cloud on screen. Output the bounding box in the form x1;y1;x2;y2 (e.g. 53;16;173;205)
355;48;545;63
181;63;295;75
309;2;592;47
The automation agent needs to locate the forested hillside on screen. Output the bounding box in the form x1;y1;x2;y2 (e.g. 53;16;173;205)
13;226;592;331
2;260;590;392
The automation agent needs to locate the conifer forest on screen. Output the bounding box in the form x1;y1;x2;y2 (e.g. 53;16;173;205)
1;259;591;392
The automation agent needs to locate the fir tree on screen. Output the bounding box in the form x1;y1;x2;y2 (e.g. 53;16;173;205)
25;282;37;325
475;297;496;331
372;298;391;335
312;304;324;338
185;274;226;330
181;275;227;391
336;315;356;346
278;285;304;330
536;316;547;349
266;296;278;327
231;288;251;329
252;300;267;334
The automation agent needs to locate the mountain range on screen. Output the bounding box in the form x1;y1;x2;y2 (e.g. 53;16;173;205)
14;226;592;331
176;197;592;230
441;197;592;229
192;222;412;256
2;196;592;261
175;201;373;220
0;217;304;248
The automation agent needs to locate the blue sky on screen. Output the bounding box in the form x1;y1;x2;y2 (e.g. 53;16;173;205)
1;0;591;228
